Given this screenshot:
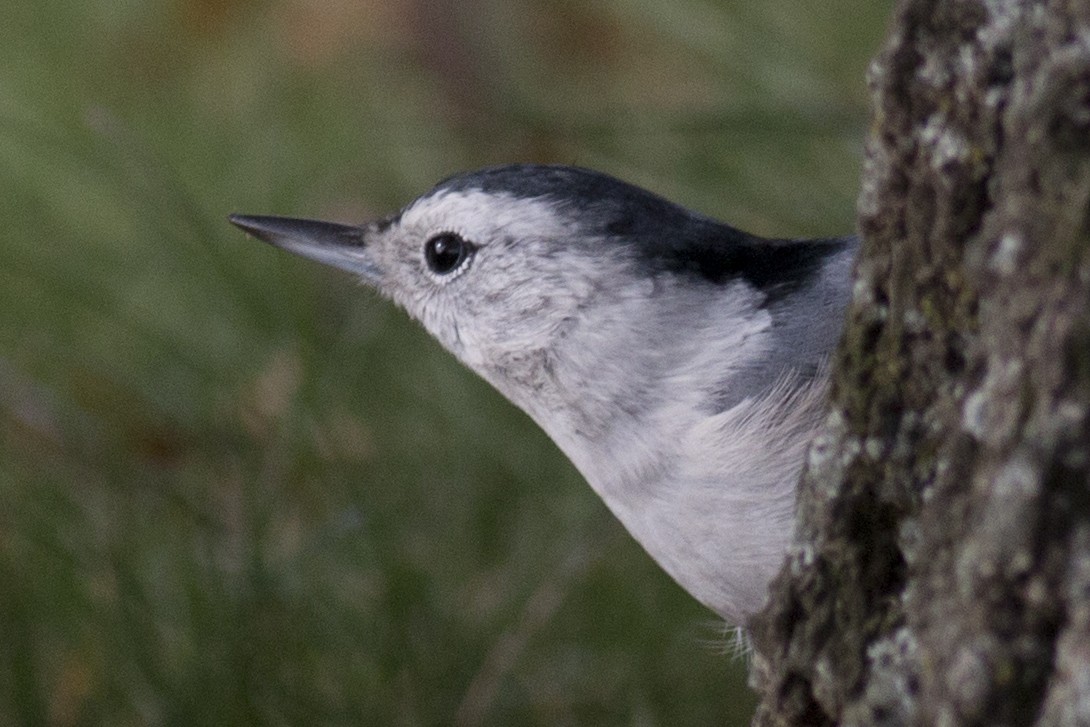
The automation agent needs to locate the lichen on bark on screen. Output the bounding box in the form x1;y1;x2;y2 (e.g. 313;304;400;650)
749;1;1090;725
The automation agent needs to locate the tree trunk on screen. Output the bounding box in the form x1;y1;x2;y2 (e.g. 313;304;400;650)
749;1;1090;725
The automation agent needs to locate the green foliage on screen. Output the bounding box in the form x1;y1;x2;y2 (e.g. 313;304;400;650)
0;1;886;724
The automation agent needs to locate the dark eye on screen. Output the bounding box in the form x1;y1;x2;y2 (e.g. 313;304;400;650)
423;232;473;276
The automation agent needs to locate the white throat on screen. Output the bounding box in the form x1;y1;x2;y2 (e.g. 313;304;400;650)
474;278;825;622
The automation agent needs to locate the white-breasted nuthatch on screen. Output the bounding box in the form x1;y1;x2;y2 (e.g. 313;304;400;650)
230;164;856;624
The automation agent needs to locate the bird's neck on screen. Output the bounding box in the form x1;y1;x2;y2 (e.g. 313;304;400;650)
483;281;826;622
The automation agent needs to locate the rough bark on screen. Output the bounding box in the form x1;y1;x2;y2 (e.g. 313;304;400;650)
749;1;1090;725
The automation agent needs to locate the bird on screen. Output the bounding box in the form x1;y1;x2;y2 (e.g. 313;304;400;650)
229;164;857;625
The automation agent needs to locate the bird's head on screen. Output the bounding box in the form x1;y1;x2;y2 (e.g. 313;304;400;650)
231;164;847;432
233;166;748;395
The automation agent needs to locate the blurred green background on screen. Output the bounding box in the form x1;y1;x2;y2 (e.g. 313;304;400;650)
0;1;888;724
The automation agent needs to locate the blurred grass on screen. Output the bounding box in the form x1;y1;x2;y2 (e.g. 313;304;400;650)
0;1;889;724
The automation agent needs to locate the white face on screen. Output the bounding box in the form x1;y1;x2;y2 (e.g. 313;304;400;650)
361;189;617;386
234;181;781;446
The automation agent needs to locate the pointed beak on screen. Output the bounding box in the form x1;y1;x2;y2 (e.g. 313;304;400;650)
228;214;381;281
